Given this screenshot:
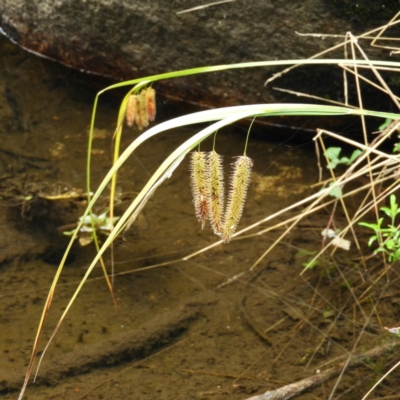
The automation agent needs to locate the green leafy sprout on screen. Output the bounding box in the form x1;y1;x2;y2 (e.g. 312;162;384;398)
323;147;363;199
327;182;343;199
64;212;120;244
325;147;363;169
379;118;393;131
295;249;320;269
359;194;400;263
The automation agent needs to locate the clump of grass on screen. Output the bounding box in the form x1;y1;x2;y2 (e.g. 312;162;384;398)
17;12;400;400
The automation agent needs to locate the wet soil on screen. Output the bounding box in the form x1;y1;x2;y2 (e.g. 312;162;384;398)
1;34;400;400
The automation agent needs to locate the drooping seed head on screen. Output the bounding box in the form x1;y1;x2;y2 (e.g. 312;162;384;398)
222;155;253;243
136;90;149;130
145;87;156;122
190;151;209;229
207;151;225;235
125;95;137;127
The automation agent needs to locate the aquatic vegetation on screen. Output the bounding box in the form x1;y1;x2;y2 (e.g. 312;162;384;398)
17;12;400;400
64;211;120;246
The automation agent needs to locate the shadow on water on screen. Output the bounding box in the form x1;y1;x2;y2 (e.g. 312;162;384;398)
1;34;400;400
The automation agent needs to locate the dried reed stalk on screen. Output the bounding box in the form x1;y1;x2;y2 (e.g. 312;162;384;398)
222;155;253;243
190;151;209;229
207;151;225;235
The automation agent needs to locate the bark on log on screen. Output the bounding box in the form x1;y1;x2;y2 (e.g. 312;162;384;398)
0;0;392;108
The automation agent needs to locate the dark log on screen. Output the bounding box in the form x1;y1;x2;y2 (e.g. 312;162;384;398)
0;0;392;110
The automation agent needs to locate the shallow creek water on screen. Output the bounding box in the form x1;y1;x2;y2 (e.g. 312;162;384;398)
1;35;400;400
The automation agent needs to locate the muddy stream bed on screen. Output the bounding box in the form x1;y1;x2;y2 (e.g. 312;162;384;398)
1;35;400;400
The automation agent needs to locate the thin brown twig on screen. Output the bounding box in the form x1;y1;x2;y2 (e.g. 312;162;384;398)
265;18;400;86
244;340;400;400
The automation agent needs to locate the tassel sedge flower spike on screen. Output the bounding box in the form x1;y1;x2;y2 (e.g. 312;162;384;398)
222;155;253;243
132;95;143;130
133;91;149;130
207;151;225;235
125;94;137;127
125;88;156;129
190;151;209;229
136;90;149;130
145;87;156;122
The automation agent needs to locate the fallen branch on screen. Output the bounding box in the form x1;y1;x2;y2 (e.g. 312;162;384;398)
244;339;400;400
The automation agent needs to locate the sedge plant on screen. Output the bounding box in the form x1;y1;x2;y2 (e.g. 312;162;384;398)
17;14;400;400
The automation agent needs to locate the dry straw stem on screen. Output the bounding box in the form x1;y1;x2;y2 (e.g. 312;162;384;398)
222;155;253;243
207;151;225;235
190;151;209;229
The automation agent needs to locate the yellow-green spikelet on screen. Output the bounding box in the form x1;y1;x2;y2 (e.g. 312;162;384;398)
136;90;149;130
125;94;137;127
190;151;209;229
222;156;253;243
145;87;156;122
207;151;225;235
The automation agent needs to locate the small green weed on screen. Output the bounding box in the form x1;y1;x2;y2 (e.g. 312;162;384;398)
327;181;343;199
295;249;319;269
325;147;363;169
359;194;400;263
64;212;120;246
323;147;363;199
